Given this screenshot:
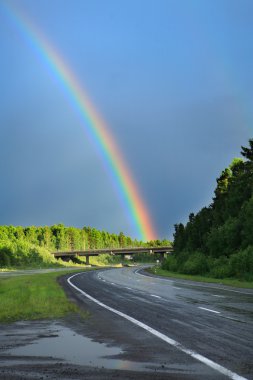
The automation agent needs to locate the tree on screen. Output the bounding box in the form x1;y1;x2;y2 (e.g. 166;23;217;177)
119;232;126;248
173;223;186;253
241;138;253;161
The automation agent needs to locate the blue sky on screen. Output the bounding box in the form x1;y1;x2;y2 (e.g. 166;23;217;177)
0;0;252;239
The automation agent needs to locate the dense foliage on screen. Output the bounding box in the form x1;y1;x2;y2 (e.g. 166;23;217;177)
0;224;170;267
163;139;253;280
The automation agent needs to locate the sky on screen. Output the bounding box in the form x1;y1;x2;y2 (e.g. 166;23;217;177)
0;0;252;240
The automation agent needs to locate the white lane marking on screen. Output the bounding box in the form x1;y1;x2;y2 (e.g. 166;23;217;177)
125;287;132;290
110;282;115;285
134;268;172;282
67;273;247;380
173;286;181;290
199;307;220;314
151;294;161;299
212;295;225;298
135;268;252;295
102;279;106;282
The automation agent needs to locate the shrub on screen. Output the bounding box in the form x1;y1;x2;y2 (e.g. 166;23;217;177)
89;254;121;266
175;251;190;272
181;252;209;275
0;241;58;268
0;249;11;267
229;246;253;280
161;255;178;271
209;256;232;278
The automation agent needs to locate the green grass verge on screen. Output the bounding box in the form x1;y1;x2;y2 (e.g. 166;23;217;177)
148;267;253;289
0;268;16;272
0;261;86;270
0;269;91;323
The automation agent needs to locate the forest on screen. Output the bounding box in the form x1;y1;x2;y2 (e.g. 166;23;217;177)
162;139;253;280
0;224;170;267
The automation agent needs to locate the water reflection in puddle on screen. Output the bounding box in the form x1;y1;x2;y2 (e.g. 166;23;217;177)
5;324;149;371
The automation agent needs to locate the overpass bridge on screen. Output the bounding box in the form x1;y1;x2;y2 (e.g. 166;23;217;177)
52;246;173;265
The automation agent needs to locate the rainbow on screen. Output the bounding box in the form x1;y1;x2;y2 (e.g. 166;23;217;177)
3;3;157;241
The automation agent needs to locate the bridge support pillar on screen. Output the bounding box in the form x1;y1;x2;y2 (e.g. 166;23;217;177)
86;255;90;265
159;252;165;260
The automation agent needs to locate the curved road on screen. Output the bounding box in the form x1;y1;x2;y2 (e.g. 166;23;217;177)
66;266;253;379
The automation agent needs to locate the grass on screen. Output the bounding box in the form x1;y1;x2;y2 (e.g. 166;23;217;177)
148;267;253;289
0;261;86;271
0;269;92;323
0;268;16;272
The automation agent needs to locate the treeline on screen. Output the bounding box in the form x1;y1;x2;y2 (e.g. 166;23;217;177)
0;224;170;267
163;139;253;280
0;224;170;251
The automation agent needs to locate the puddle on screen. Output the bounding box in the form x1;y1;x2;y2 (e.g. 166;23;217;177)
3;323;150;371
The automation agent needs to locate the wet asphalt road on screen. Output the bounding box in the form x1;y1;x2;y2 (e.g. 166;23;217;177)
68;266;253;380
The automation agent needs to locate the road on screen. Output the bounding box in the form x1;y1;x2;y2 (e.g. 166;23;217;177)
67;266;253;380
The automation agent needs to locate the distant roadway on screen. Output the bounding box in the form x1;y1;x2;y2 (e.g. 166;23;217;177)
67;266;253;380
